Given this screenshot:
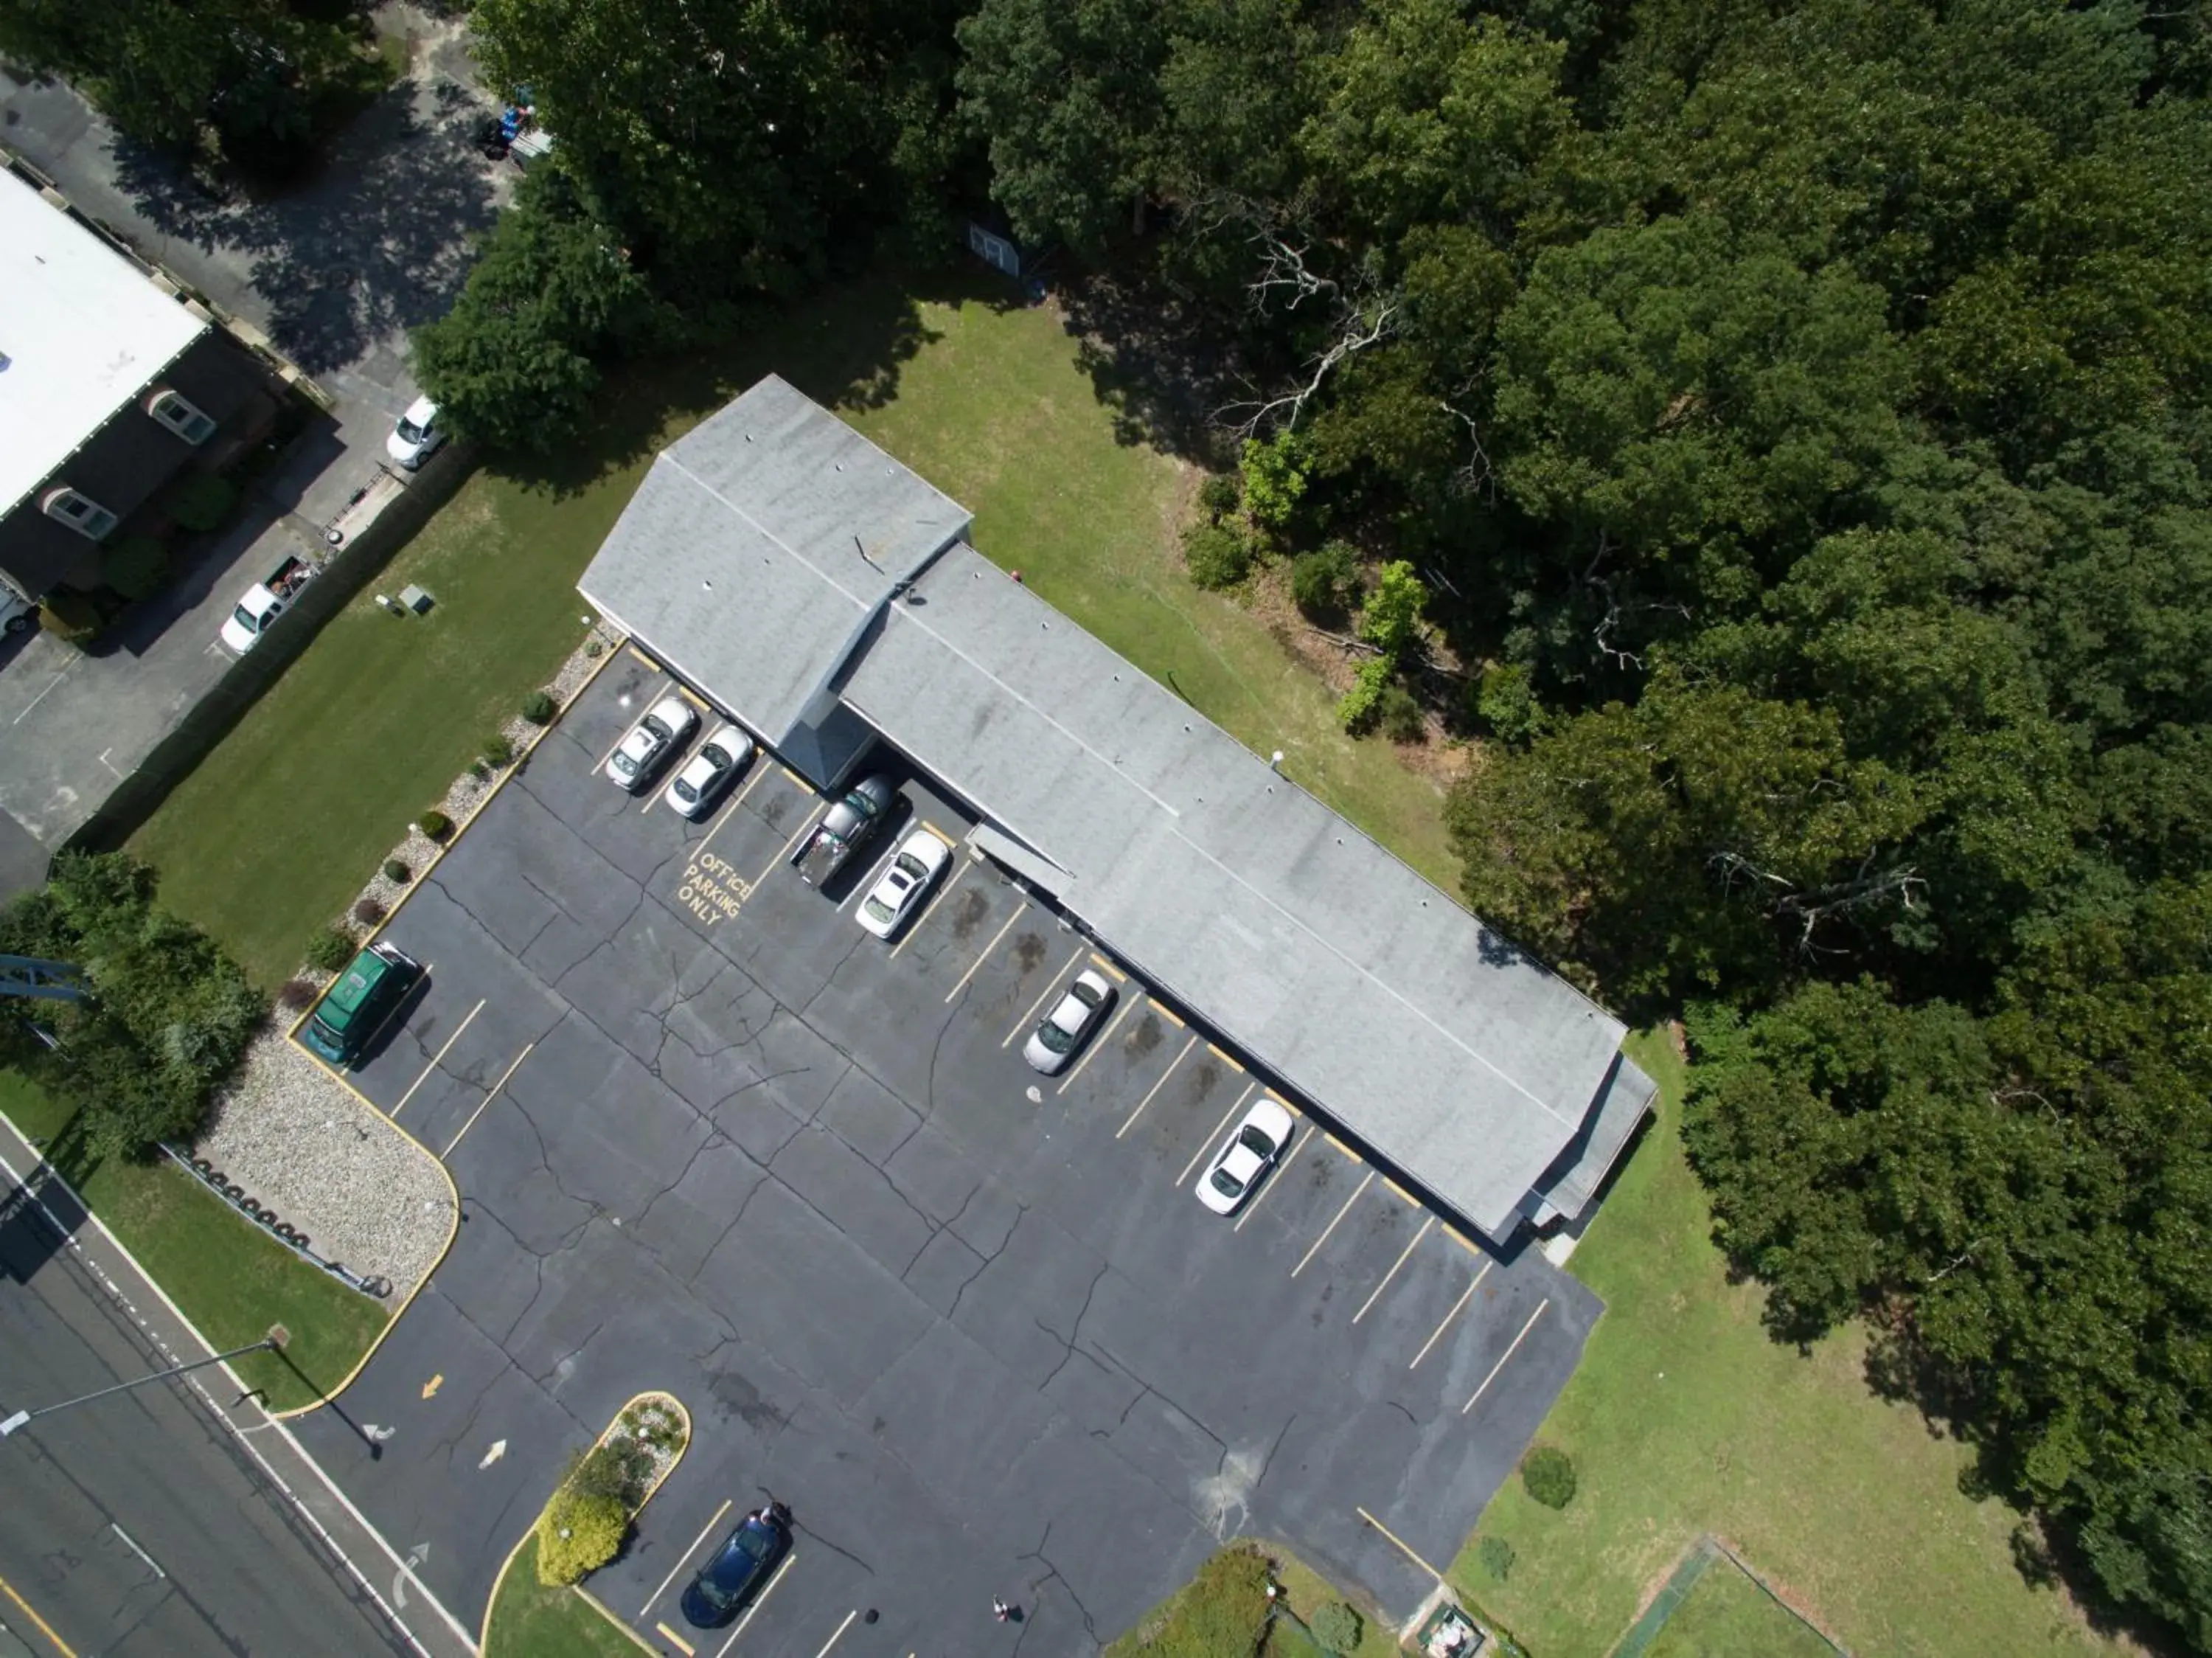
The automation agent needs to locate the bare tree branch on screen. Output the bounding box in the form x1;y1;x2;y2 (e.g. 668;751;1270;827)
1214;296;1400;438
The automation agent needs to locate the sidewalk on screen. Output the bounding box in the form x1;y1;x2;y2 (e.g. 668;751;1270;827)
0;1112;479;1658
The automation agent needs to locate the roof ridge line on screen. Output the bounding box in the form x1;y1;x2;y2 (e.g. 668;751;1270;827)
660;448;878;611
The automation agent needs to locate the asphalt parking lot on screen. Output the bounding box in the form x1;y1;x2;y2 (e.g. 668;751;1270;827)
293;648;1602;1657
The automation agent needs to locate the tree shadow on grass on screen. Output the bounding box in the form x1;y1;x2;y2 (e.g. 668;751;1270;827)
1051;262;1248;467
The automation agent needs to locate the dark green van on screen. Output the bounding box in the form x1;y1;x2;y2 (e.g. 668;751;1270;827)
302;941;422;1067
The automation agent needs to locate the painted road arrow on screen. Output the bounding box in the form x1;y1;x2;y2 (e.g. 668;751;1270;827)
421;1373;443;1400
393;1542;430;1609
479;1438;507;1469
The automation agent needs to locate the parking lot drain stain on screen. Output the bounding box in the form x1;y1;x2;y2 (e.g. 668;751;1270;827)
949;888;990;940
1127;1013;1163;1056
1012;931;1046;972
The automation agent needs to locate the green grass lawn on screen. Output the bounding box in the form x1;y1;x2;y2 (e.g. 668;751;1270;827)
1453;1031;2123;1658
130;274;1456;987
482;1538;644;1658
1641;1556;1839;1658
0;1071;388;1411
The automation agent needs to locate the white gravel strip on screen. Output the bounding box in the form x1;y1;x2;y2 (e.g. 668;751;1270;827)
195;1027;453;1300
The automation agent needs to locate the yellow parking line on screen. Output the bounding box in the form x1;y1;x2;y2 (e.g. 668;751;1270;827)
1354;1217;1433;1324
1411;1262;1490;1370
656;1621;698;1655
1325;1133;1358;1160
639;1499;731;1617
1088;952;1127;982
947;906;1029;1006
391;997;484;1117
627;646;661;671
1002;943;1084;1044
779;765;809;789
1178;1081;1255;1187
1235;1113;1308;1232
755;800;828;892
712;1553;796;1657
1382;1177;1416;1207
1292;1170;1373;1278
919;820;953;847
1057;990;1142;1094
1150;1002;1184;1029
891;856;970;960
1204;1041;1242;1071
1354;1507;1444;1585
442;1042;534;1158
1117;1034;1197;1138
694;755;774;858
672;684;709;711
1447;1227;1486;1257
0;1572;79;1657
1462;1298;1552;1415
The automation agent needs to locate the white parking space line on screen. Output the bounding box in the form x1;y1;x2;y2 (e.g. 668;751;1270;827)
1057;991;1144;1095
1117;1034;1197;1138
1003;943;1084;1046
1234;1113;1307;1233
641;1499;732;1616
755;800;829;892
811;1609;859;1657
1461;1297;1551;1415
442;1041;535;1158
890;854;973;960
1292;1170;1374;1278
592;683;666;772
1178;1082;1254;1188
711;1552;797;1657
390;998;483;1117
695;757;776;858
1410;1262;1490;1370
945;906;1032;1007
842;839;905;917
1353;1217;1433;1324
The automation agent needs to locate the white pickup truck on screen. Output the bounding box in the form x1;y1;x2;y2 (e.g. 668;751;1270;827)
220;552;316;653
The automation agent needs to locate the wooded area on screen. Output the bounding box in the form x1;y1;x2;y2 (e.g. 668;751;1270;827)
10;0;2208;1645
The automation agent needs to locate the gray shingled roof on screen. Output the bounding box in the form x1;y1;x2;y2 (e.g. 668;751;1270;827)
579;381;1654;1241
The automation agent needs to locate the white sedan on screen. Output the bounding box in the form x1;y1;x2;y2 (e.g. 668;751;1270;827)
1023;968;1116;1074
857;830;950;940
605;695;698;791
664;723;756;819
1195;1096;1296;1215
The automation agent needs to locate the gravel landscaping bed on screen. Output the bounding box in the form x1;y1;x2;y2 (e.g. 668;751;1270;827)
195;1027;453;1300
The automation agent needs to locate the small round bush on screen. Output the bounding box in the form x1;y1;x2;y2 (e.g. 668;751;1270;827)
1182;520;1252;590
167;473;239;533
535;1488;627;1586
583;638;604;658
1378;684;1425;743
1290;541;1360;617
352;896;387;927
101;535;173;600
482;732;516;768
276;977;319;1011
417;808;452;841
1310;1600;1363;1655
1474;662;1547;746
383;858;411;884
521;690;557;726
1522;1446;1578;1510
1197;473;1241;521
1478;1535;1515;1581
305;926;356;974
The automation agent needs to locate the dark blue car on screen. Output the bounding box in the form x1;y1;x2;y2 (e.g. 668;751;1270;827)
680;1511;789;1629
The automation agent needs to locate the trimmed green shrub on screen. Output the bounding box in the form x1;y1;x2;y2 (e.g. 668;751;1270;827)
1124;1544;1273;1658
1290;541;1360;617
1357;559;1428;658
1197;473;1241;520
305;926;356;974
417;809;452;841
535;1488;627;1586
383;859;411;884
1240;431;1310;528
351;897;386;927
101;535;173;600
1473;662;1547;746
1336;656;1394;734
1378;684;1425;743
1310;1600;1363;1654
167;473;239;533
1182;520;1253;590
521;690;557;725
584;638;605;658
1478;1535;1515;1581
1522;1446;1577;1509
482;732;516;768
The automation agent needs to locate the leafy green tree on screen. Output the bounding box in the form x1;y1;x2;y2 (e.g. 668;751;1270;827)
1357;559;1427;657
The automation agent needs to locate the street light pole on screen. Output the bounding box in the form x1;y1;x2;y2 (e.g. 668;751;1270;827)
0;1326;288;1437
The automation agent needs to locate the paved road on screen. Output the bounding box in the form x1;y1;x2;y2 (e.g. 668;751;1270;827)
0;1179;419;1658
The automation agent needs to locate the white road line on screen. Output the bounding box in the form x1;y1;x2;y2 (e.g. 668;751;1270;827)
1057;991;1143;1095
947;906;1029;1006
712;1552;796;1657
640;1499;731;1617
1353;1217;1433;1325
110;1522;164;1578
1234;1112;1306;1233
890;855;971;961
1292;1171;1374;1279
1116;1035;1197;1139
1461;1297;1551;1415
811;1609;859;1658
442;1042;534;1158
756;800;829;892
10;670;69;725
1178;1083;1254;1188
1411;1262;1490;1370
1003;943;1084;1045
694;759;773;858
390;999;484;1117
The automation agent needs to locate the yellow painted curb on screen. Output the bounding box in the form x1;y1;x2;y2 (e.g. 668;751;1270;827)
478;1390;692;1657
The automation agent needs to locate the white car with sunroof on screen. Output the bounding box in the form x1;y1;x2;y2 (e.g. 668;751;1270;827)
1196;1096;1295;1215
